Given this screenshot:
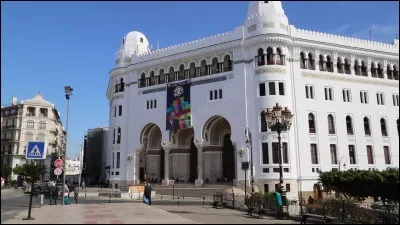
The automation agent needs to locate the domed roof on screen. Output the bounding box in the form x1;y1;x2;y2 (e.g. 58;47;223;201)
119;30;150;55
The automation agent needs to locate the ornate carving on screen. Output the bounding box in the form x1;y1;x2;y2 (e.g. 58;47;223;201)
263;22;275;28
256;67;287;75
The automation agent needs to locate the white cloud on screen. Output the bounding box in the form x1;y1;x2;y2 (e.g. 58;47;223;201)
334;24;350;34
351;24;399;43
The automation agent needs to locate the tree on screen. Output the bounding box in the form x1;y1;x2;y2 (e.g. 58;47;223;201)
13;163;47;182
319;168;399;202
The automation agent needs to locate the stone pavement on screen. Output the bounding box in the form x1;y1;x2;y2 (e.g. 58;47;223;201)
2;202;198;224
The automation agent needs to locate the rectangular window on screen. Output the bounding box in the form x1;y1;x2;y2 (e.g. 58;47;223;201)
118;105;122;116
262;143;269;164
349;145;356;164
116;152;120;169
360;91;368;104
342;89;351;102
146;101;149;109
114;106;116;117
264;184;269;193
209;91;213;100
305;86;309;98
154;99;157;108
324;87;333;101
214;90;218;99
366;145;374;164
262;168;269;173
278;82;285;95
219;89;223;99
310;86;314;99
376;92;385;105
150;100;153;109
286;184;291;192
282;142;288;164
383;146;391;164
112;152;115;168
269;82;276;95
310;144;318;164
330;144;338;164
260;83;266;96
272;142;279;164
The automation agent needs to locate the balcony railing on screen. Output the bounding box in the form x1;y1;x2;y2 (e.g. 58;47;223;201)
26;113;36;116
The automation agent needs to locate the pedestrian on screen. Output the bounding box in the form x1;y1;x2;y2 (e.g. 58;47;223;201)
144;183;152;206
81;181;85;190
308;196;314;205
74;186;79;204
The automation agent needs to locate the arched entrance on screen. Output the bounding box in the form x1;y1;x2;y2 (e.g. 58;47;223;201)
189;137;198;183
139;123;162;183
202;116;235;183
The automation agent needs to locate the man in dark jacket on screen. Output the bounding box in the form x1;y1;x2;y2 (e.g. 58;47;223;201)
144;184;152;206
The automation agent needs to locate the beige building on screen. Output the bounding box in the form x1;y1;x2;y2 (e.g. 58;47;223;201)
1;93;66;180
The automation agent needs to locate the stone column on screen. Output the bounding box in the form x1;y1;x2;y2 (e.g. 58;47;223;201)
162;147;171;186
195;147;204;187
134;151;141;185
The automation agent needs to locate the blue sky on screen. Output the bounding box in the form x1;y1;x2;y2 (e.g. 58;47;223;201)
1;1;399;158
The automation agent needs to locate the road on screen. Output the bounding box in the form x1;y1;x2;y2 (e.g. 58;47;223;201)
1;188;34;223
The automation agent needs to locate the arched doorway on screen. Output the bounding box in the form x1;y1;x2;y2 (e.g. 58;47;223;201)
202;116;235;183
189;137;198;183
139;123;162;183
222;133;235;182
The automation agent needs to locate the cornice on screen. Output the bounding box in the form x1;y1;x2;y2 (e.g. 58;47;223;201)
243;34;294;48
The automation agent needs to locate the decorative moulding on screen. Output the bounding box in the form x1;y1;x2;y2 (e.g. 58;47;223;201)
302;73;399;88
256;68;287;75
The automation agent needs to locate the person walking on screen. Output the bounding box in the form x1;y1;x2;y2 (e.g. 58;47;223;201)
81;180;85;190
74;186;79;204
144;184;152;206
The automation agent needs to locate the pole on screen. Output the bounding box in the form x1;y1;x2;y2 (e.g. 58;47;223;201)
78;143;83;190
23;179;35;220
277;125;285;204
62;96;70;206
244;168;247;205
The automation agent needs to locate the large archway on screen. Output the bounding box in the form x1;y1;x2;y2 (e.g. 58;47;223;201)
139;123;162;183
189;137;198;183
202;116;235;183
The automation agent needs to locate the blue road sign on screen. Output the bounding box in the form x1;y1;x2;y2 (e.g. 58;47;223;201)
26;141;46;159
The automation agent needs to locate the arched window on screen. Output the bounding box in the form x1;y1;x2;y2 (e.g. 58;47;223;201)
261;111;268;132
139;73;145;87
200;60;207;76
319;55;325;71
371;62;377;77
179;64;185;80
169;67;175;82
189;62;196;78
117;127;121;144
354;60;361;75
361;60;367;76
300;52;306;69
344;58;351;74
380;118;388;136
327;114;335;134
119;78;125;92
266;47;274;65
346;115;354;135
113;128;115;144
159;69;165;84
211;57;219;74
337;57;343;73
223;55;232;72
308;53;315;70
150;71;155;85
387;64;393;79
114;79;119;93
326;56;333;72
257;48;265;66
276;48;284;65
393;65;399;80
377;63;383;78
364;117;371;136
308;113;316;133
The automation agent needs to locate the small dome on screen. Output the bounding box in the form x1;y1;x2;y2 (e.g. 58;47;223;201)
119;31;150;56
247;1;285;17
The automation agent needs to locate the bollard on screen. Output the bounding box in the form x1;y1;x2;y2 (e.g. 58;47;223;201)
203;196;205;205
85;189;87;198
109;193;111;203
178;196;180;206
138;191;141;200
183;193;185;200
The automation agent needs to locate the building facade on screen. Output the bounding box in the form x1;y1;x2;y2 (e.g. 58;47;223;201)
106;1;399;196
82;127;108;185
1;93;66;181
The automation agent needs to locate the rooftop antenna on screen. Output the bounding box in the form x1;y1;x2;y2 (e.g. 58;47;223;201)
157;42;159;50
369;28;372;40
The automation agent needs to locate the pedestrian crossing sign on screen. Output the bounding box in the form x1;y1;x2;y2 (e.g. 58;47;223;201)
26;141;46;159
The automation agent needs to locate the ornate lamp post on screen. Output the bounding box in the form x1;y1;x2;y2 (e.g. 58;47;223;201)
127;154;133;186
265;103;293;204
245;128;255;193
62;86;73;206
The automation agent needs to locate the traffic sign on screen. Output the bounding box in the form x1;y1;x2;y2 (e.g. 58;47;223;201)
170;180;175;185
26;141;46;159
241;161;250;171
54;159;64;168
54;168;63;176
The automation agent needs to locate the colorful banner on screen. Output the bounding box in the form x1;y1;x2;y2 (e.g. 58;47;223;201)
166;81;191;131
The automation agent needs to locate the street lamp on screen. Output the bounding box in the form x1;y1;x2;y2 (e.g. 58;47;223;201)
127;154;133;186
143;139;148;185
265;103;293;204
244;128;254;193
62;86;73;206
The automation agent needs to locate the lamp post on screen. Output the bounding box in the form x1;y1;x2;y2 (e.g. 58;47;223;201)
244;128;254;193
264;103;293;204
127;154;133;186
62;86;73;206
143;139;148;185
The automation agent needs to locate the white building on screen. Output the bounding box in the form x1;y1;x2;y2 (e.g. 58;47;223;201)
106;1;399;197
65;159;81;183
1;93;66;181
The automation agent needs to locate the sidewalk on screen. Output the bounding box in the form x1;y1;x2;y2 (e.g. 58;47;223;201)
2;202;199;224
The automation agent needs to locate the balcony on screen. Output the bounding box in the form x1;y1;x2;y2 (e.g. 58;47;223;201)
26;113;36;117
2;125;16;130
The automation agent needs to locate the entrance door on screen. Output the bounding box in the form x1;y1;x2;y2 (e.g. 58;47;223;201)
189;137;198;183
139;168;144;182
222;134;235;182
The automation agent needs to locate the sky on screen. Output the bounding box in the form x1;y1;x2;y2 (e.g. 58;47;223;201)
1;1;399;158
